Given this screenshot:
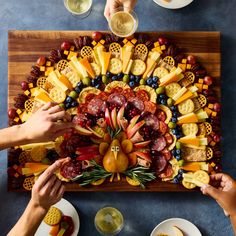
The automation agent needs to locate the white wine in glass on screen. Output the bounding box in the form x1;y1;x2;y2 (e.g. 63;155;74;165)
94;207;124;236
64;0;92;17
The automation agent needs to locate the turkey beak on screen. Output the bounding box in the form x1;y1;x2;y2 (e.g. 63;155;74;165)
111;146;120;160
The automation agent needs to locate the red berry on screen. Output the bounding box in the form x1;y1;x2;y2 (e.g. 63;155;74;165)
213;134;221;143
8;108;17;119
92;31;102;42
21;81;29;91
204;76;213;86
213;103;221;112
158;37;168;45
61;41;71;51
187;55;196;65
214;164;222;173
36;56;46;66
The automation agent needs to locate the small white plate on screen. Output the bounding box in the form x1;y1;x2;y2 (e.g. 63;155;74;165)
153;0;194;9
35;198;80;236
150;218;202;236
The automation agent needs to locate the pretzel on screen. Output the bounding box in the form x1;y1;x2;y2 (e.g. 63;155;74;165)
197;94;207;107
206;147;213;160
24;99;35;113
134;44;148;61
56;59;69;72
37;77;47;88
163;56;175;66
81;46;93;58
23;176;35;191
204;122;212;135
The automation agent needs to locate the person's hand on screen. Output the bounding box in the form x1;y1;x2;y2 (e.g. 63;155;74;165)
21;102;74;143
104;0;137;21
31;158;70;211
201;173;236;217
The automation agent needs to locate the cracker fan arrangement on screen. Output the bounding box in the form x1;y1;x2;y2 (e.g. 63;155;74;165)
8;32;222;191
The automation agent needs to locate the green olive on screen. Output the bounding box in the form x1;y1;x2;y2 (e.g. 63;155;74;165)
82;77;91;86
156;86;165;94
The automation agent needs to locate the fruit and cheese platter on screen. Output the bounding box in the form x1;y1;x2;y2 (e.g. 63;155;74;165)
8;31;221;192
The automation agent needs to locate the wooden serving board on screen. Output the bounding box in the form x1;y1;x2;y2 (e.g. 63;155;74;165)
8;31;221;192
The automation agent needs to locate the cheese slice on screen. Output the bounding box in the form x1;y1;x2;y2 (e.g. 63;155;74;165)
22;163;49;175
30;87;40;97
142;58;157;79
47;71;69;92
174;90;194;105
172;87;187;101
159;67;183;86
177;112;198;124
58;75;73;90
123;59;133;74
179;136;200;146
79;57;95;78
122;50;133;73
19;111;32;122
70;56;88;79
94;46;105;67
35;90;53;103
149;51;161;61
101;51;111;75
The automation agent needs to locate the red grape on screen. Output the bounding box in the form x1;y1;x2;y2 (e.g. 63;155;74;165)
8;108;17;119
92;31;102;42
187;55;196;65
213;102;221;112
213;134;221;143
36;56;46;66
21;81;29;91
204;76;213;85
158;37;168;45
61;41;71;51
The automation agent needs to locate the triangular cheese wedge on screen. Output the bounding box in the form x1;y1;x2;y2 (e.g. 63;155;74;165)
35;90;53;103
58;75;73;90
174;90;194;105
179;136;200;146
101;51;111;75
177;112;198;124
122;50;133;73
142;58;156;79
47;71;69;92
70;56;88;79
79;57;95;78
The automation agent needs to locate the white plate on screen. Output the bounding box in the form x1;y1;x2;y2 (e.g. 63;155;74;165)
150;218;202;236
35;198;80;236
153;0;194;9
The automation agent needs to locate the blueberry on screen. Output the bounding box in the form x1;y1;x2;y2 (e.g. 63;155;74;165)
96;75;102;82
91;79;97;87
71;100;78;107
177;173;183;181
65;103;71;109
130;74;135;81
159;94;167;99
147;78;153;85
175;154;182;161
129;81;135;87
112;75;118;81
171;117;177;123
75;86;81;94
95;84;101;89
76;82;82;89
178;169;185;175
172;149;177;156
170;105;177;111
172;129;178;135
135;75;141;83
106;72;112;78
66;96;73;103
152;84;158;89
152;76;158;83
173;177;180;184
176;149;181;155
173;112;179;118
176;134;182;139
160;99;167;105
117;73;124;79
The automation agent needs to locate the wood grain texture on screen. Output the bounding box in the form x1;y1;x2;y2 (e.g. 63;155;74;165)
8;31;221;192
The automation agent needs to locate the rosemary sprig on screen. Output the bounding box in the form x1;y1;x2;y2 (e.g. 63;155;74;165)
107;126;122;139
73;160;112;186
124;166;156;189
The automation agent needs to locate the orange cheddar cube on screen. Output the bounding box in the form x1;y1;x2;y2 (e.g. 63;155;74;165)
182;59;187;64
208;103;214;109
211;111;217;117
24;90;30;96
186;64;192;69
204;107;212;116
154;41;160;47
160;45;166;50
203;84;209;90
198;78;204;84
131;38;137;45
16;109;22;115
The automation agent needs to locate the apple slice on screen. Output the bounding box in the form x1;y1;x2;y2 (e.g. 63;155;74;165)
74;125;93;136
76;146;99;155
76;153;99;161
129;131;144;143
87;126;104;138
172;226;184;236
127;120;145;139
127;115;140;133
105;108;113;129
117;106;125;127
134;151;151;162
111;108;118;130
134;140;151;149
119;118;128;131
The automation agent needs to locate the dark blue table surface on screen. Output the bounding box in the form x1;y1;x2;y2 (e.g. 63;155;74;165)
0;0;236;235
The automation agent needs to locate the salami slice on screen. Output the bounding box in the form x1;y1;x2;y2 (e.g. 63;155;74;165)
159;164;174;179
144;101;156;114
161;148;172;161
136;89;149;102
144;114;159;131
159;121;168;135
156;110;166;122
122;88;135;99
164;133;173;145
151;136;167;152
72;114;87;126
107;93;127;107
87;98;106;116
154;155;167;174
60;161;82;179
129;97;145;111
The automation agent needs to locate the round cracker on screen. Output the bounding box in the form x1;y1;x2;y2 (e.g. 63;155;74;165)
165;82;181;98
178;99;195;115
163;56;175;66
193;170;210;185
57;60;69;72
30;146;47;162
153;66;169;78
23;177;35;191
182;179;196;189
44;207;62;226
182;123;199;136
108;58;122;74
130;59;146;76
81;46;93;58
197;94;207;107
49;87;66;103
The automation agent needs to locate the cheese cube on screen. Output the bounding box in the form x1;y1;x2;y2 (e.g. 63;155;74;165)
16;109;22;115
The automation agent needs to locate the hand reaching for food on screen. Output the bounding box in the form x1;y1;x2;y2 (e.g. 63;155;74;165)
104;0;137;21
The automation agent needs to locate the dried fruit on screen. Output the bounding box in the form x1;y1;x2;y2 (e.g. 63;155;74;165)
30;65;40;77
74;36;83;49
36;56;46;66
48;49;60;63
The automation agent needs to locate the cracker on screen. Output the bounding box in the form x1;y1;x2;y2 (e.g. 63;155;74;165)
180;71;195;87
108;58;122;74
182;146;207;162
192;97;201;112
153;66;169;78
165;82;181;98
81;46;93;58
57;60;69;72
197;123;207;136
18;151;31;165
178;99;195;115
163;56;175;66
182;123;198;136
44;207;62;226
109;42;121;55
66;71;81;88
197;94;207;107
130;59;146;76
134;44;148;61
204;122;212;135
24;99;35;113
182;179;196;189
90;63;101;76
206;147;213;160
193;170;210;185
23;177;35;191
49;87;66;103
30;146;47;162
37;77;47;88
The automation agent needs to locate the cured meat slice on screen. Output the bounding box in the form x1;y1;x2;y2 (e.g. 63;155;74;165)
135;89;149;102
129;97;145;111
144;101;156;114
87;98;106;116
144;114;159;131
121;88;135;99
159;121;168;135
107;93;127;107
72;114;87;126
159;164;174;178
151;136;167;152
60;161;82;179
161;148;172;161
154;155;167;174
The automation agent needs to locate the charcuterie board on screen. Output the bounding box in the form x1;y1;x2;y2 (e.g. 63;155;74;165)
8;31;221;192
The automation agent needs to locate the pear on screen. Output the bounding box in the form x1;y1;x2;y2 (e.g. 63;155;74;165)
103;139;129;173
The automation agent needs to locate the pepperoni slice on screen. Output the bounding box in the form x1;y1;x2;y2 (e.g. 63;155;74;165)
87;98;106;116
156;110;167;122
110;87;123;94
159;164;174;179
161;148;172;161
122;88;135;99
144;114;159;131
151;136;167;151
129;97;145;111
107;93;127;107
85;93;96;103
77;103;88;113
164;133;173;145
136;90;149;102
154;155;167;174
72;114;87;126
60;161;82;179
159;121;168;135
96;91;108;101
144;101;157;114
